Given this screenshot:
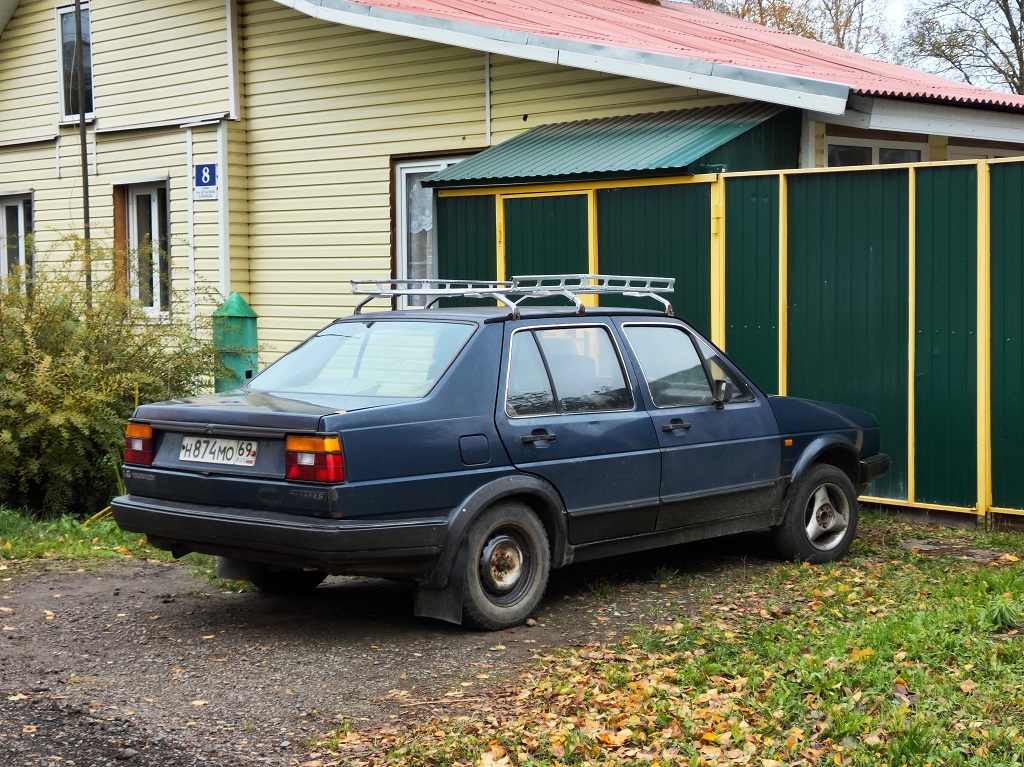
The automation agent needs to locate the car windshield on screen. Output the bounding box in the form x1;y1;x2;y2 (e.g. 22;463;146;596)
247;320;475;397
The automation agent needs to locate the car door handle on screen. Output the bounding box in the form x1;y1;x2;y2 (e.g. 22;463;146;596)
520;432;557;444
661;420;692;432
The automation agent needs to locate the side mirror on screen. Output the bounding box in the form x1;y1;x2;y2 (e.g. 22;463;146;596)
712;379;732;409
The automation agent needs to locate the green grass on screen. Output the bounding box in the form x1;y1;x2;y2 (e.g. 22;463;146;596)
0;507;225;583
312;512;1024;767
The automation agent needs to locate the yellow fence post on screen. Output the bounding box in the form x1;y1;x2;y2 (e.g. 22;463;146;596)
777;174;789;396
907;167;917;506
977;161;992;519
710;175;726;348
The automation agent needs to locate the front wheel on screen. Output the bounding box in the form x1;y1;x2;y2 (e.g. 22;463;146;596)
461;502;550;630
773;464;858;563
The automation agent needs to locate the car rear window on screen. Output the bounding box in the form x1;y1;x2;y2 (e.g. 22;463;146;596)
248;320;475;397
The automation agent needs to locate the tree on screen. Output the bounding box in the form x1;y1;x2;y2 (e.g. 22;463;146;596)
691;0;894;58
901;1;1024;94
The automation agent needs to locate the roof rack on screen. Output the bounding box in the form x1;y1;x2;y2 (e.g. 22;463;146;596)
351;274;675;318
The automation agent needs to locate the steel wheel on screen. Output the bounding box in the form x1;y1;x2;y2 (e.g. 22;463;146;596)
479;532;530;602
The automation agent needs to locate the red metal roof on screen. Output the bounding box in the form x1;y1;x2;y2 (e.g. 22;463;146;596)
334;0;1024;112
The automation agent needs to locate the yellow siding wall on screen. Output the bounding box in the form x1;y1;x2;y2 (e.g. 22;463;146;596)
0;1;59;143
188;124;227;315
92;0;230;128
489;56;739;143
0;0;233;319
239;0;736;358
0;1;231;141
227;119;250;299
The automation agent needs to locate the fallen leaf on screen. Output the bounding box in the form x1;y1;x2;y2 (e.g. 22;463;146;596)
7;693;28;701
960;679;977;693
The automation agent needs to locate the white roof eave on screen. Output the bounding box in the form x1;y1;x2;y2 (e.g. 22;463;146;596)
276;0;851;114
810;95;1024;143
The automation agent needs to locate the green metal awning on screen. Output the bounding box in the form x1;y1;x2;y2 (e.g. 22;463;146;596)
424;102;785;188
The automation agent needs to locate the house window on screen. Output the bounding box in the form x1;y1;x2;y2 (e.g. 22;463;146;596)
116;184;170;313
826;138;926;167
0;196;33;281
58;4;93;120
394;157;463;307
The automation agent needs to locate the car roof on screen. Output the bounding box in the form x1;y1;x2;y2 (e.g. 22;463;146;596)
334;305;677;324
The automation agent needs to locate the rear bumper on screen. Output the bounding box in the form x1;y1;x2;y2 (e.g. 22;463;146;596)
858;453;890;491
111;494;447;578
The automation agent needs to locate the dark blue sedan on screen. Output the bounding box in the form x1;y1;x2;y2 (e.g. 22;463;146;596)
112;276;888;630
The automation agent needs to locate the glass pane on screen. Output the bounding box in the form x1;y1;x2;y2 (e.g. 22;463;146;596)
879;147;921;164
405;171;437;307
827;144;872;167
22;199;32;275
249;320;475;398
157;186;170;310
135;194;154;306
624;325;712;407
506;332;557;417
536;327;632;413
60;9;92;117
694;336;756;403
4;205;19;274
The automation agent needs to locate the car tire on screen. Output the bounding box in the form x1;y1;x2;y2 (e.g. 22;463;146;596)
252;568;327;594
773;463;858;563
461;502;550;630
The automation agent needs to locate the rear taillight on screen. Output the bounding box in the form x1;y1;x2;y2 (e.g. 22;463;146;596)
285;435;344;483
124;422;154;465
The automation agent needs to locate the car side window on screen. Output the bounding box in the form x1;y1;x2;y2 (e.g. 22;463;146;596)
506;332;557;417
506;326;633;417
694;336;756;404
623;325;714;407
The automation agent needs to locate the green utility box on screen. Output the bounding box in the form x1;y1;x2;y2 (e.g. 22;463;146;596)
212;292;258;392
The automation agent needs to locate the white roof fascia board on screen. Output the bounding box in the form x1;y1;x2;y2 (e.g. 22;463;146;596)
814;95;1024;143
282;0;851;114
806;106;872;129
0;0;18;36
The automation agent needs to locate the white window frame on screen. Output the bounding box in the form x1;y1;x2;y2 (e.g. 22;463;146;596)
127;183;170;315
56;3;94;122
824;136;928;167
1;194;33;284
394;157;464;308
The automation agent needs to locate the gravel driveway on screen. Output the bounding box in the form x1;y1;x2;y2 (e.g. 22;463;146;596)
0;535;775;766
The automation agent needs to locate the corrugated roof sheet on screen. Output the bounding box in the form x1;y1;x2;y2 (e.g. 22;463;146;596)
425;102;782;186
297;0;1024;113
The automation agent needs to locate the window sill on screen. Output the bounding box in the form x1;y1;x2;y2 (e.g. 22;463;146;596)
58;115;97;128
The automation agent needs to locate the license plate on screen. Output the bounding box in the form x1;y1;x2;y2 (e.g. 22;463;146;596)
179;436;259;467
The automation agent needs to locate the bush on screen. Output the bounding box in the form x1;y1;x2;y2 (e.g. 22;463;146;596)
0;239;220;517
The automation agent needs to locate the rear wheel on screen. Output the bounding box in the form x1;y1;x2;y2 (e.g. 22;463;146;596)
252;568;327;594
462;502;550;630
773;464;858;563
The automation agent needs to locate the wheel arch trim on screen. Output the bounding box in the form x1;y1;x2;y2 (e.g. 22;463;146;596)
790;436;860;489
422;474;568;590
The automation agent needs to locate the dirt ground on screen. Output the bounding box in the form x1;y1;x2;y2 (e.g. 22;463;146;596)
0;535;779;766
